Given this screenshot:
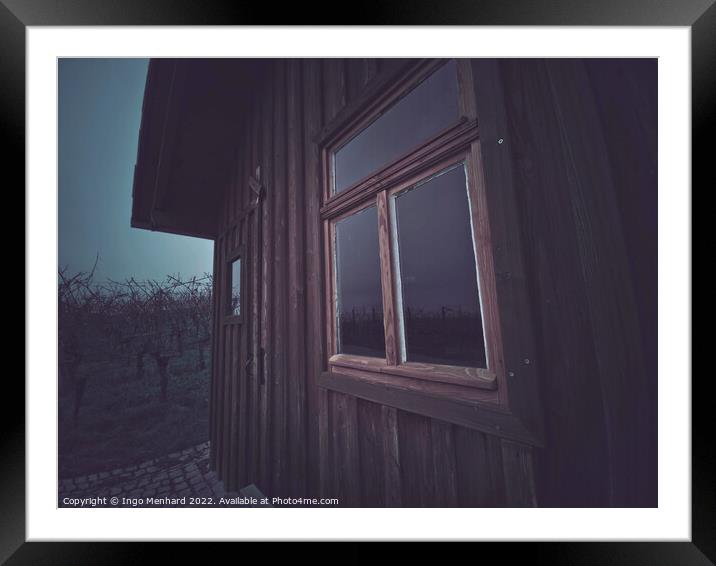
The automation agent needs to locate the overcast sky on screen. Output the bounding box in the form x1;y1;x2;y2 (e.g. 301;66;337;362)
58;58;214;283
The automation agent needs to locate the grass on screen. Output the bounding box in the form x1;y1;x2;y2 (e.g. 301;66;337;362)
58;346;210;478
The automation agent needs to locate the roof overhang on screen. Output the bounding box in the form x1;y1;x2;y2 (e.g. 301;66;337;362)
131;59;261;240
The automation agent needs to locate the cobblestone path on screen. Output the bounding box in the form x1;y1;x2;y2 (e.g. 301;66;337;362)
58;441;237;507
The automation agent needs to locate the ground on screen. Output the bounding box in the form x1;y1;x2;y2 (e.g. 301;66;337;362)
59;347;210;479
58;322;228;507
58;441;240;507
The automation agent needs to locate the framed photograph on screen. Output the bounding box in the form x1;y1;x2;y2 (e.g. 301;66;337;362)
11;0;704;560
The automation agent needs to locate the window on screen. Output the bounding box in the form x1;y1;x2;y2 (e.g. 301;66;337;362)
393;164;486;368
230;258;241;316
333;60;460;194
335;204;386;358
225;247;243;323
321;60;502;392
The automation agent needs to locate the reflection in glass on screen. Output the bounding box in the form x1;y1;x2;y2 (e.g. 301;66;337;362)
335;206;386;358
393;165;487;367
334;60;459;193
230;258;241;316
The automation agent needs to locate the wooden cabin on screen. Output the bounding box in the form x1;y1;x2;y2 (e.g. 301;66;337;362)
131;58;657;507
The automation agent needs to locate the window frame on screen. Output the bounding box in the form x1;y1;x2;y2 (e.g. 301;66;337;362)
320;59;507;400
223;244;245;325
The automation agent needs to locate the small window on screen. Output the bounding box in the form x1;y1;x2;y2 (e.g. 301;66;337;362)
333;60;459;194
225;249;243;323
230;258;241;316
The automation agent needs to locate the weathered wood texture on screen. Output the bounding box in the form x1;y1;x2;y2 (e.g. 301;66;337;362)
207;58;655;507
206;59;539;506
492;59;657;507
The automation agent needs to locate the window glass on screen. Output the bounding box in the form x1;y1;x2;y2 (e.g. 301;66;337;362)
230;258;241;316
393;165;487;367
334;60;459;194
335;205;386;358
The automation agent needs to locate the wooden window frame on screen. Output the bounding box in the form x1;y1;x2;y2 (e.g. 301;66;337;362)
320;59;508;407
223;244;245;325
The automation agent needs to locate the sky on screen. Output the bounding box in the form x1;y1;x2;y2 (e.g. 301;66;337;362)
58;58;214;284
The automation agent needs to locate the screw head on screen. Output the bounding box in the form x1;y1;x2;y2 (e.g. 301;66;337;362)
497;138;504;144
524;358;531;365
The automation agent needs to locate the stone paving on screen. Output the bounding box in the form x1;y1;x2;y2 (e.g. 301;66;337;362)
58;441;241;507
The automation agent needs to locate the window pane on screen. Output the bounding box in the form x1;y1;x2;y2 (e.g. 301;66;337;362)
334;60;459;194
230;258;241;316
335;205;386;358
394;165;487;367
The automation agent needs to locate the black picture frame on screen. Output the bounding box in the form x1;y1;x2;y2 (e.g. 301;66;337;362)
8;0;706;561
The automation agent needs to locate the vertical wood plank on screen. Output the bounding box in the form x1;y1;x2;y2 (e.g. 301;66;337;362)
209;239;220;469
329;391;344;504
215;235;226;480
237;124;251;490
318;387;333;498
357;399;385;507
456;58;477;119
230;217;241;490
271;60;288;497
397;410;434;507
501;439;537;507
228;313;240;491
332;391;360;506
213;237;224;474
286;58;307;497
303;59;324;498
322;59;347;125
484;433;507;506
248;88;261;486
220;235;229;478
228;154;241;492
220;283;232;484
258;62;274;493
381;406;402;507
345;59;366;103
430;420;458;507
454;427;506;507
363;58;379;86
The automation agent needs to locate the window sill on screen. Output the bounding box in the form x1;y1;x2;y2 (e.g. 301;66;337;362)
329;353;497;390
321;359;540;446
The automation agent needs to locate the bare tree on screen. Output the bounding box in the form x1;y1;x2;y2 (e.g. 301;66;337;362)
58;262;213;413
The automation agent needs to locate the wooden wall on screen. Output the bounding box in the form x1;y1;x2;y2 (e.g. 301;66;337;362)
489;59;657;507
207;58;656;507
207;58;538;506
